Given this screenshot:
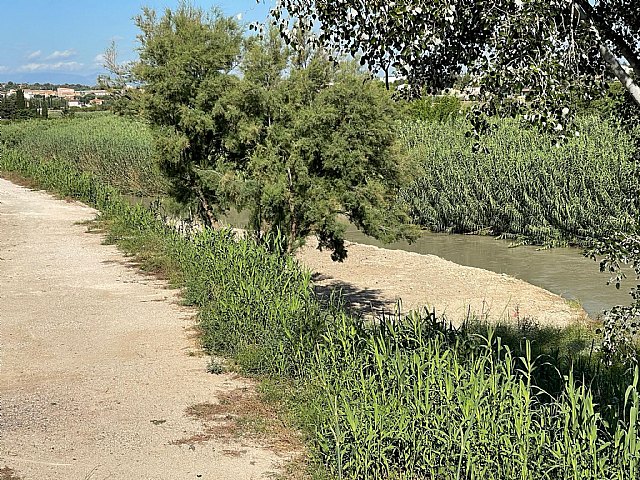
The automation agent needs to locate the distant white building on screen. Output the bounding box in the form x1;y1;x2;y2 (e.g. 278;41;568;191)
23;89;56;100
57;87;75;99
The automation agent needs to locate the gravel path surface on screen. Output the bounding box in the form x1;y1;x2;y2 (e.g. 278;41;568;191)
0;178;286;480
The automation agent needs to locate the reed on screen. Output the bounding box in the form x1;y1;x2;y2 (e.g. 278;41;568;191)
399;116;640;244
309;311;640;479
0;114;166;196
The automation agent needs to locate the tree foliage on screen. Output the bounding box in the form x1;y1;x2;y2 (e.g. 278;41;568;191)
0;91;38;120
41;97;48;119
133;3;244;227
131;3;416;259
237;35;417;257
268;0;640;136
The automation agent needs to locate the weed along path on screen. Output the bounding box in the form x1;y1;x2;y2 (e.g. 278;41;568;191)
297;237;587;326
0;178;289;480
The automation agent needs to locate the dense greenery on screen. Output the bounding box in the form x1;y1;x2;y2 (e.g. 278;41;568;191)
233;32;418;258
407;94;465;124
0;114;166;196
270;0;640;351
3;118;640;478
5;108;637;250
120;4;416;259
132;5;244;227
0;90;40;120
399;115;640;245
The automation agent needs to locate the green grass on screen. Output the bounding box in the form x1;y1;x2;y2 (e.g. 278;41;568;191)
399;115;640;245
3;116;640;478
0;114;166;196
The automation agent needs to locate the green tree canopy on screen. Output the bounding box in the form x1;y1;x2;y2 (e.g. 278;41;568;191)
131;4;417;259
233;33;417;257
269;0;640;133
15;89;26;111
133;3;244;227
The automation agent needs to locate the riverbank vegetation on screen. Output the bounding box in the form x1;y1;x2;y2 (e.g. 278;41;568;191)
0;113;166;196
3;118;640;478
125;8;418;260
4;101;637;250
399;114;640;245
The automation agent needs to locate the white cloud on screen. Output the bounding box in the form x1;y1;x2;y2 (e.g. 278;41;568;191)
27;50;42;60
236;13;243;20
94;53;106;66
18;61;84;72
46;49;77;60
0;65;8;72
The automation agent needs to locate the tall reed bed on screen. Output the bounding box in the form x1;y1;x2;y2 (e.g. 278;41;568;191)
399;116;640;244
3;122;640;478
0;114;166;196
311;312;640;479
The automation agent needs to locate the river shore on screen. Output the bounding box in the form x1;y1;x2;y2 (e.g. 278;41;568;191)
297;237;588;326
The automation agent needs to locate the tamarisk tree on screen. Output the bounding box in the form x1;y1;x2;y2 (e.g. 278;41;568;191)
224;29;418;259
129;4;417;259
133;4;244;227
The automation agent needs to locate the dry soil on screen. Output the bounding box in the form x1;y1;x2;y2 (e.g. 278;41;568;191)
297;237;586;326
0;178;291;480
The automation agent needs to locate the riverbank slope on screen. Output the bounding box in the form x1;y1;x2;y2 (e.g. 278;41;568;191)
297;237;587;326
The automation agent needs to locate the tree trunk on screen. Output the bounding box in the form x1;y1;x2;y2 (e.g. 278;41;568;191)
574;0;640;79
598;43;640;108
194;184;218;229
574;0;640;109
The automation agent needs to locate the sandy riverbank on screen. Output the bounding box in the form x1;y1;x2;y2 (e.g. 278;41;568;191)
297;237;587;326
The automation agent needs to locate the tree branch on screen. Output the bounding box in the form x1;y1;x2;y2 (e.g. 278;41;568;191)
573;0;640;108
598;42;640;107
574;0;640;78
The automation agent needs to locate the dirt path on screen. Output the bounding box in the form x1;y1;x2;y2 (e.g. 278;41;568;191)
0;178;289;480
297;238;586;326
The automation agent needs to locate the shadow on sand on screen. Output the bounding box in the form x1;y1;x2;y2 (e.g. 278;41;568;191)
311;272;396;317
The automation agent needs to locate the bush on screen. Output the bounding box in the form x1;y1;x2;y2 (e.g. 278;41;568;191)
408;94;464;123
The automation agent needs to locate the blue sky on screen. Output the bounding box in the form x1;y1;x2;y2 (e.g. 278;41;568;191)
0;0;274;84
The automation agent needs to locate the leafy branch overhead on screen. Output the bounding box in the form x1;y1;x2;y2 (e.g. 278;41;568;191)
268;0;640;135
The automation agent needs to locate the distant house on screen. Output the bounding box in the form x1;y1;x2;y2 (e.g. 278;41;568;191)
23;89;56;99
90;98;104;106
57;87;75;99
67;99;81;108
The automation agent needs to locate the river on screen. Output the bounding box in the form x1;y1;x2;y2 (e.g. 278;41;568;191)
170;203;633;319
